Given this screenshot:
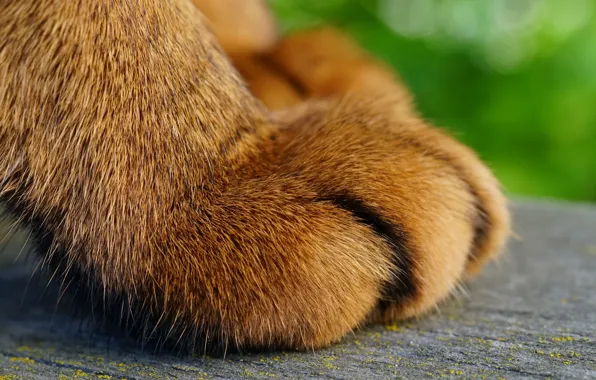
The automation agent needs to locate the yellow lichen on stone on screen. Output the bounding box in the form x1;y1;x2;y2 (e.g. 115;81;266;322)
73;370;89;378
322;355;339;370
242;368;255;377
551;336;577;342
8;357;34;365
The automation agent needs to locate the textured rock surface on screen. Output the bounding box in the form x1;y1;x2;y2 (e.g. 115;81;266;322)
0;200;595;379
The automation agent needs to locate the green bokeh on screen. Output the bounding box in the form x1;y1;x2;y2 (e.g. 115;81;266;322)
269;0;596;202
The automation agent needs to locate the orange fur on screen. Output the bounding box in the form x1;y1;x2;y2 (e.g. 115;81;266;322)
0;0;510;352
192;0;278;55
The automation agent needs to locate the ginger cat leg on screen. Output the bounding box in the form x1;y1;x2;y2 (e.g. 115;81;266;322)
0;0;510;352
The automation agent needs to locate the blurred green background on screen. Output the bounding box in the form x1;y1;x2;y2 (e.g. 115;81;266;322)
269;0;596;202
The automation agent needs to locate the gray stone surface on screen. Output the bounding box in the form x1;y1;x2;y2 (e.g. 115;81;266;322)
0;200;595;379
